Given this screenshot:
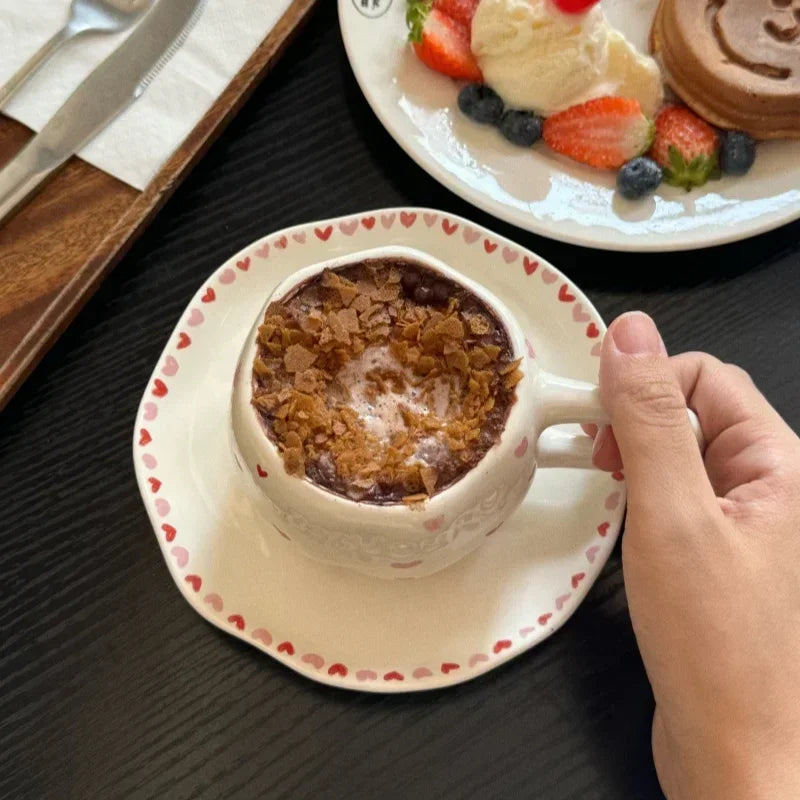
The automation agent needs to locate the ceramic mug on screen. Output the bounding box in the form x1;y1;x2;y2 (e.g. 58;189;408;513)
231;246;702;579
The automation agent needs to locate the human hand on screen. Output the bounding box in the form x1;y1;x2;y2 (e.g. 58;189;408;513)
590;312;800;799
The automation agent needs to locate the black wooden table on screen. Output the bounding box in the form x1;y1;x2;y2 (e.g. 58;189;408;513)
3;4;799;798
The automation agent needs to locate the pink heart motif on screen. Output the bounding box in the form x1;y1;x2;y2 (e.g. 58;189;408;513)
514;437;528;458
187;309;204;327
256;243;270;258
161;356;178;377
381;213;396;228
591;341;602;357
302;653;324;669
605;492;621;510
424;515;444;532
412;667;433;679
356;669;378;682
171;546;188;568
468;653;489;667
555;593;571;610
502;247;518;264
391;560;422;569
526;339;536;359
274;235;288;249
142;454;157;470
339;219;358;236
572;304;590;323
586;545;600;563
463;226;480;244
293;232;306;244
541;268;558;284
204;593;223;611
519;626;536;637
219;268;235;285
155;499;170;517
143;402;158;421
252;628;272;645
423;212;438;227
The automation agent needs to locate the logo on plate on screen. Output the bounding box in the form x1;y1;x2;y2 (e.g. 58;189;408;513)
352;0;392;18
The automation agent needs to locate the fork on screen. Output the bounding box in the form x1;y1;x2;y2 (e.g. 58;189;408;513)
0;0;152;109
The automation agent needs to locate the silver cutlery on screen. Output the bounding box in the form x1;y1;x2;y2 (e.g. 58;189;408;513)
0;0;153;109
0;0;207;225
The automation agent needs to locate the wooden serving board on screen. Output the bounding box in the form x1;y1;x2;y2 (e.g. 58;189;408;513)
0;0;317;411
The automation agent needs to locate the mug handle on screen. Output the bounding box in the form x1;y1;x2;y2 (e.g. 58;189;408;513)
536;372;705;470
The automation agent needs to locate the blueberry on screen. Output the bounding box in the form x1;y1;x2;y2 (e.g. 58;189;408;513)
720;131;756;176
401;270;420;294
432;281;450;305
616;157;663;200
458;84;504;125
498;110;543;147
414;285;433;304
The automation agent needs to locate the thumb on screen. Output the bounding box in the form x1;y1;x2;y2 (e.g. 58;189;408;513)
599;312;716;526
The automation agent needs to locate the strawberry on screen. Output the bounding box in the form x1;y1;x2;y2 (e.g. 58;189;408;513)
552;0;600;12
433;0;480;28
542;97;654;170
407;1;482;82
649;105;720;189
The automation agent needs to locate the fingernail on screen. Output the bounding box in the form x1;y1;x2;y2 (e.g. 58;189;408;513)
610;312;666;355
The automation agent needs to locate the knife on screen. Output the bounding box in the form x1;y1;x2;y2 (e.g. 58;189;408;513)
0;0;207;225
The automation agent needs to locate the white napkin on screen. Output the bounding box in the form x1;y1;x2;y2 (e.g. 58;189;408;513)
0;0;294;190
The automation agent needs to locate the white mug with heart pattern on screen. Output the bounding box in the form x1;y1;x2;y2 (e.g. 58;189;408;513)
231;246;702;579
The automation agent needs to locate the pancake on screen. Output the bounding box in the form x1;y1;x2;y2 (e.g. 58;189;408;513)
651;0;800;139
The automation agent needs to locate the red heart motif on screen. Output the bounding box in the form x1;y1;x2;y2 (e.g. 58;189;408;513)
514;437;528;458
201;287;215;303
441;662;460;674
558;284;576;302
277;641;295;655
400;211;416;228
328;663;348;677
483;239;498;254
228;614;245;630
571;572;586;589
177;332;191;349
586;323;600;339
361;216;375;229
538;613;552;625
598;522;610;537
612;471;624;481
493;639;512;654
185;574;202;592
162;523;176;542
148;477;161;494
315;226;333;241
152;379;168;398
442;219;458;235
256;464;268;478
236;257;250;271
275;235;288;249
523;256;538;275
384;671;404;681
139;428;152;446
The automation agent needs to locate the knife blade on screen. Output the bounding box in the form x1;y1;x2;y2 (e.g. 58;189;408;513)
0;0;206;225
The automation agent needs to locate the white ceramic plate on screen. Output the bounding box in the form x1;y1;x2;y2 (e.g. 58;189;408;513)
338;0;800;252
133;209;626;692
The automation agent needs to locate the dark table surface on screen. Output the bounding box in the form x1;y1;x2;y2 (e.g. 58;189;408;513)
3;4;800;799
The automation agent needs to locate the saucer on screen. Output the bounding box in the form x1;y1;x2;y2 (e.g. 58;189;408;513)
133;208;626;692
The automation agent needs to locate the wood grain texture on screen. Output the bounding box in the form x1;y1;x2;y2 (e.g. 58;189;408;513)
0;0;317;412
2;3;800;799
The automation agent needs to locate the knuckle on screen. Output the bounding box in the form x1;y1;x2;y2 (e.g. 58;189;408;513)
616;376;687;428
723;362;755;387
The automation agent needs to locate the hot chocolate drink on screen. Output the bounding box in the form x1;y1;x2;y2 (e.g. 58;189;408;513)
251;258;522;503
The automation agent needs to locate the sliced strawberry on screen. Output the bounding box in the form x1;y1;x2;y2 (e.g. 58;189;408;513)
407;2;482;82
433;0;480;28
542;97;654;170
650;105;720;189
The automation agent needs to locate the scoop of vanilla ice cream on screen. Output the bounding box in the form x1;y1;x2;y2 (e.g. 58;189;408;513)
471;0;663;117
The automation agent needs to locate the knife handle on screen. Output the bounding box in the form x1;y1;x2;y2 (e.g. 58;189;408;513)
0;138;68;225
